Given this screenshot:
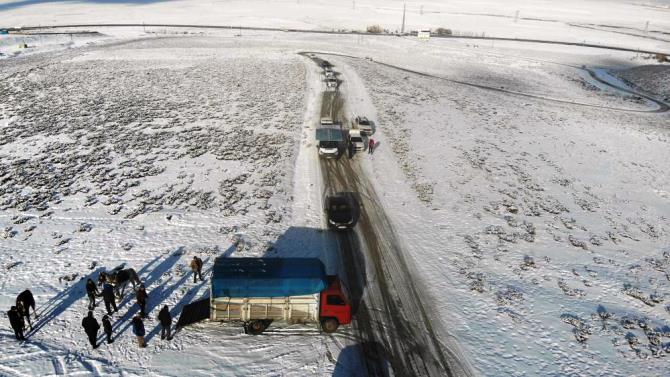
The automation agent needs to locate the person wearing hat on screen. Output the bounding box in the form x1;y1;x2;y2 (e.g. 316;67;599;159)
136;284;148;318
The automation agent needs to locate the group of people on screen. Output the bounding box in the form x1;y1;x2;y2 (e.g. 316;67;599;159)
80;256;204;349
81;305;173;349
7;290;37;341
7;256;205;349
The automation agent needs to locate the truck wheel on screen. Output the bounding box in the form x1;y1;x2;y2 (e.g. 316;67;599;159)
247;320;265;335
321;318;339;333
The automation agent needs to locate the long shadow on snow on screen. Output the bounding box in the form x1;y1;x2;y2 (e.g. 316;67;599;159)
26;267;106;338
113;250;182;311
144;257;211;342
109;253;182;336
173;245;239;331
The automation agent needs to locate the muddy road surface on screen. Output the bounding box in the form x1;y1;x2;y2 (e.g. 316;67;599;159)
309;55;469;377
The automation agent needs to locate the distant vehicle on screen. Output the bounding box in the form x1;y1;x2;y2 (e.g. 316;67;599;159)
324;68;335;79
326;77;338;89
349;129;366;152
352;116;373;135
325;194;355;229
316;119;343;159
418;29;431;40
210;258;352;334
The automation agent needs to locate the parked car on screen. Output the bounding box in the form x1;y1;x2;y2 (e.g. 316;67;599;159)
349;129;366;152
326;78;338;89
353;116;373;135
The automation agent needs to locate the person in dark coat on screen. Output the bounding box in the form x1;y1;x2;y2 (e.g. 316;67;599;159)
368;138;375;154
102;283;117;315
81;311;100;348
157;305;173;340
7;306;26;340
136;285;148;318
190;256;203;283
132;315;146;348
86;278;99;310
101;315;113;344
16;289;36;329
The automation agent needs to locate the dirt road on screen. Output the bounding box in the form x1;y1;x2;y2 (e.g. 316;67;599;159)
308;55;470;376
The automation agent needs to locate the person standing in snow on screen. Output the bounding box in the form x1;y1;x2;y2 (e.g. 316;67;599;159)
7;306;26;340
86;278;99;310
368;138;375;154
157;305;173;340
132;315;146;348
136;285;148;318
102;314;113;344
190;256;203;283
81;311;100;348
102;282;117;315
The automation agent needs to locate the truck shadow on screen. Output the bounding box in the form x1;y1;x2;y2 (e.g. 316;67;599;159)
269;226;367;316
335;231;366;317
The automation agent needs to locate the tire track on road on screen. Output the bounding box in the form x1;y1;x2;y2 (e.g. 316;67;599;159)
305;55;470;376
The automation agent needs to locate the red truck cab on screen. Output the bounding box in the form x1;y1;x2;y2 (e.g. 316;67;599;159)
319;276;352;332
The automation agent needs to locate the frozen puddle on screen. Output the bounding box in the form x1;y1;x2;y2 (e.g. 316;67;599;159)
579;66;663;110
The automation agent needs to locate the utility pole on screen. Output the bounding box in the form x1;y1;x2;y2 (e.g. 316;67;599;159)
644;21;649;34
420;5;423;15
353;0;355;10
514;10;519;23
401;2;406;34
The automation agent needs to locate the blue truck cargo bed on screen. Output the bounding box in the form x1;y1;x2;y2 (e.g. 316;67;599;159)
211;258;328;298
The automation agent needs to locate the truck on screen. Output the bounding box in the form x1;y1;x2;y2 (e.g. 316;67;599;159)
210;257;352;334
316;118;344;159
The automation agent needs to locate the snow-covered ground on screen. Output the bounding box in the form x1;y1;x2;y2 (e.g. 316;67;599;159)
1;0;670;53
333;41;670;376
0;36;356;375
1;1;670;376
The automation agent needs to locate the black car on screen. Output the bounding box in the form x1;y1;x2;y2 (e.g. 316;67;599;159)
325;195;354;230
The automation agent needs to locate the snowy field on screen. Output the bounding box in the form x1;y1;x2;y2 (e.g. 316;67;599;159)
335;46;670;375
0;36;348;375
1;1;670;376
1;0;670;53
